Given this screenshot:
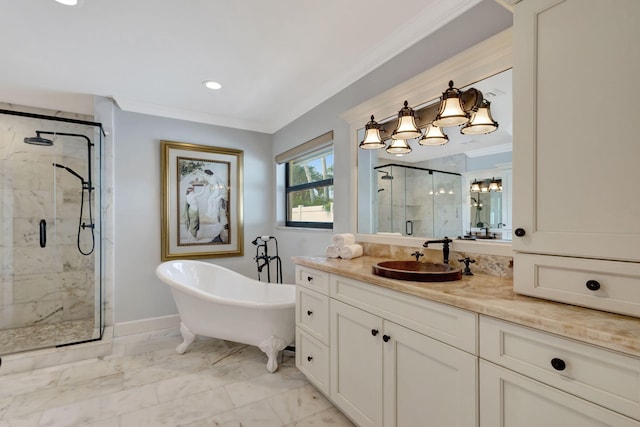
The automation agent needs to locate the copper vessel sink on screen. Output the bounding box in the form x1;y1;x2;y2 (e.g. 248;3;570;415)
372;260;462;282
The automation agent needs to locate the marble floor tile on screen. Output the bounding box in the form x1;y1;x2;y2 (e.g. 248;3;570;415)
0;334;354;427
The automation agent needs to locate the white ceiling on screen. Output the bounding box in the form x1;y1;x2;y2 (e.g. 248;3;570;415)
0;0;483;133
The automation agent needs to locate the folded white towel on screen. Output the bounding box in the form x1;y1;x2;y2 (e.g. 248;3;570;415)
326;245;341;258
332;233;355;246
339;244;363;260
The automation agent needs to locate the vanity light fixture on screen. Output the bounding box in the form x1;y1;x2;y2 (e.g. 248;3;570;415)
386;139;412;156
489;177;500;192
391;101;421;140
360;80;498;155
461;99;499;135
433;81;469;127
471;178;502;193
360;115;386;149
419;123;449;146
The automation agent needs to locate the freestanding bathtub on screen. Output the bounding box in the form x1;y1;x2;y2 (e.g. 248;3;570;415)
155;260;296;373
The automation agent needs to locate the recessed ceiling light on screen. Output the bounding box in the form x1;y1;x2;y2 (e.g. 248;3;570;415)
56;0;78;5
203;80;222;90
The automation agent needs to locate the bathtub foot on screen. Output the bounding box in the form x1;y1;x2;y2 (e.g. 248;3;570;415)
176;322;196;355
259;336;287;373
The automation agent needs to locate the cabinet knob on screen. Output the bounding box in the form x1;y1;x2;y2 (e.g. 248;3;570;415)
586;280;601;291
307;356;313;362
371;329;379;336
550;358;566;371
307;276;313;282
383;335;391;342
307;310;313;316
514;228;526;237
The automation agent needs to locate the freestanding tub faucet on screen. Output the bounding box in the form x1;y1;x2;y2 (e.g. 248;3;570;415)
423;237;453;264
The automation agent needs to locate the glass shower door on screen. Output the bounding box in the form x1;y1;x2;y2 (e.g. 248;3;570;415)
0;108;103;355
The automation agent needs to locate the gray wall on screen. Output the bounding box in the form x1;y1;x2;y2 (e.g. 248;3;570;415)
113;110;273;323
272;1;513;283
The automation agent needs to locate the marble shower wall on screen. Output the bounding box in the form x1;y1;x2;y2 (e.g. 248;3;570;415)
0;103;100;342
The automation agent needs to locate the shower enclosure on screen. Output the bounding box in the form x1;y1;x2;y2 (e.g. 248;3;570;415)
0;106;104;355
374;164;462;238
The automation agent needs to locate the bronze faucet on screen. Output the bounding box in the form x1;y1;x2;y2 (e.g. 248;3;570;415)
423;237;453;264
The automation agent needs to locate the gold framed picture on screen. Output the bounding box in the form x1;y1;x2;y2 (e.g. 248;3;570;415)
161;140;243;260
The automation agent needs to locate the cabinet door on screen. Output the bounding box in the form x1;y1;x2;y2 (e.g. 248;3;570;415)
383;321;477;427
480;361;640;427
512;0;640;261
330;300;383;427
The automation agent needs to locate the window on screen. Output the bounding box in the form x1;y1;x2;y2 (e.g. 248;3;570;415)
285;145;333;228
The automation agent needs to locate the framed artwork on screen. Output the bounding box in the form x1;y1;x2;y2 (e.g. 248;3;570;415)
161;140;243;260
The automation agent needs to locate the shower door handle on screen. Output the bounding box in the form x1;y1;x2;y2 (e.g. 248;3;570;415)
39;219;47;248
405;220;413;236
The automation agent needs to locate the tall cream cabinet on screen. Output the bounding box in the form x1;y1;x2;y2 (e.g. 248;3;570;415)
511;0;640;315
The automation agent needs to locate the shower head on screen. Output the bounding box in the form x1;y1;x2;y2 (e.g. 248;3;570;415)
377;170;393;180
24;132;54;146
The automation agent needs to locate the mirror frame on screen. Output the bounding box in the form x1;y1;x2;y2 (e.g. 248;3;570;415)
341;28;513;257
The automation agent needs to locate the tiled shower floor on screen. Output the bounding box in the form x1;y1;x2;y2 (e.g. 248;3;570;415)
0;331;354;426
0;318;98;355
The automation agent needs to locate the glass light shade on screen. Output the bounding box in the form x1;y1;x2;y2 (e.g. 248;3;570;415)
359;115;386;149
470;180;481;192
386;139;412;156
461;100;499;135
419;123;449;146
433;81;469;127
489;178;501;192
391;101;421;140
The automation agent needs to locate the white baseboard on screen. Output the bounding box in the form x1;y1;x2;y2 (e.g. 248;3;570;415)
113;314;181;337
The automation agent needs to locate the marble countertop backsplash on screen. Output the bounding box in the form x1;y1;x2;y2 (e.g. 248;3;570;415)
292;254;640;358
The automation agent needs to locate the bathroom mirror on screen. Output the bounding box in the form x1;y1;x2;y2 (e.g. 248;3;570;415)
356;68;513;241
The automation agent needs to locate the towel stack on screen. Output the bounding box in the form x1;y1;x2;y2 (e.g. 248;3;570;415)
326;233;363;260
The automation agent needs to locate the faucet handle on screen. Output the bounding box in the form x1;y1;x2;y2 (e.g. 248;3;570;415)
458;257;476;276
410;251;424;261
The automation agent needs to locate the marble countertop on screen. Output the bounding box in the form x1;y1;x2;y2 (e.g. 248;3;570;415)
292;255;640;358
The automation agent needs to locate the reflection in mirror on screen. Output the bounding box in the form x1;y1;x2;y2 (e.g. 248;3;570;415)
374;164;462;238
357;69;513;241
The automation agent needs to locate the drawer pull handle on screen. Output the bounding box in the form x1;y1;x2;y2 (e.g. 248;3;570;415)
307;356;313;362
586;280;601;291
371;329;379;336
514;228;526;237
307;310;313;316
383;335;391;342
307;276;313;282
551;358;566;371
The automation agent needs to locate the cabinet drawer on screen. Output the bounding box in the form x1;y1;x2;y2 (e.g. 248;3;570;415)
296;287;329;345
514;253;640;318
480;316;640;421
296;328;329;395
480;360;640;427
295;266;329;295
330;274;477;354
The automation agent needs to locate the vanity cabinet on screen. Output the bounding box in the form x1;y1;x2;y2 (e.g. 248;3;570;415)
295;266;478;427
511;0;640;315
295;266;330;395
479;316;640;426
